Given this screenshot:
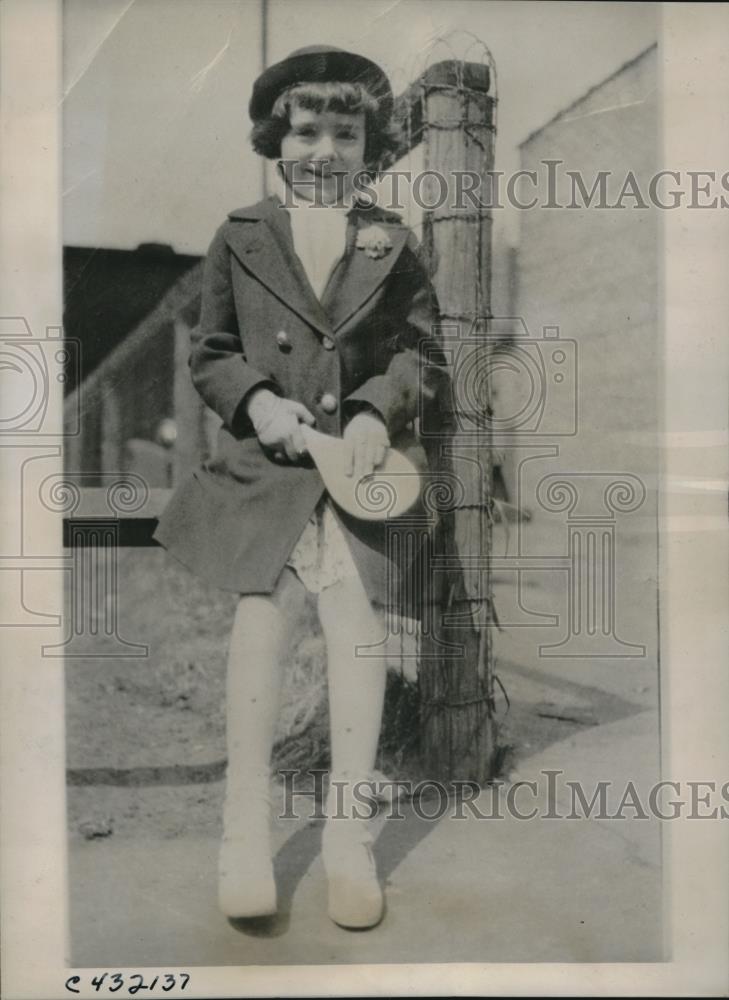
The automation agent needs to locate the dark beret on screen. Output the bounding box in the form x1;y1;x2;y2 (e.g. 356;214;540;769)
249;45;393;124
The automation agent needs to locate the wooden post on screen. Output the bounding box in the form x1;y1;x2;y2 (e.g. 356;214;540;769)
417;60;498;784
64;410;82;473
100;377;123;474
172;316;206;484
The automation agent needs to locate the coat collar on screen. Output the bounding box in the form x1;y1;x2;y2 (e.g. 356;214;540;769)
225;195;409;335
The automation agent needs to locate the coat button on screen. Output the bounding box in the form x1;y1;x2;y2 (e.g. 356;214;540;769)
322;335;335;351
320;392;338;414
276;330;291;351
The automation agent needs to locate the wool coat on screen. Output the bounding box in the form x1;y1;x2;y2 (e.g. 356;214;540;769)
153;194;449;606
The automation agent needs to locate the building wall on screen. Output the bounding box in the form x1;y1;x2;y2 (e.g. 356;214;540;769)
514;46;658;478
501;47;660;661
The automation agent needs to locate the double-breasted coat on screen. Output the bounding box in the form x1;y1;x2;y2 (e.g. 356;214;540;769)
154;193;449;607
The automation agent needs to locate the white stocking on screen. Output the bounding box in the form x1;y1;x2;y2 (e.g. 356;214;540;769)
317;575;387;798
224;568;306;808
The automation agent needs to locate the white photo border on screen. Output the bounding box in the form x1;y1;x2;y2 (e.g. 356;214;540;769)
1;1;727;996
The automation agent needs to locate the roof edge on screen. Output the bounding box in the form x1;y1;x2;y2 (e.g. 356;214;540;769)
518;42;658;148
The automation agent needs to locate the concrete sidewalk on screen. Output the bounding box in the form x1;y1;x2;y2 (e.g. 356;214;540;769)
68;709;662;967
68;512;663;966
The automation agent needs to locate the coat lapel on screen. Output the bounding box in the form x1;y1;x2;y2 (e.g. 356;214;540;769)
321;210;410;332
225;197;410;337
225;198;333;336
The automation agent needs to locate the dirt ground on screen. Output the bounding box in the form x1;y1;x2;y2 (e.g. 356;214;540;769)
65;544;643;844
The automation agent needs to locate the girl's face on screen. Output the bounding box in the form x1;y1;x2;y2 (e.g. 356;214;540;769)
279;106;367;204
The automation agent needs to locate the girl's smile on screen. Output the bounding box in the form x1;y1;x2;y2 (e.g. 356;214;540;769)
280;107;367;204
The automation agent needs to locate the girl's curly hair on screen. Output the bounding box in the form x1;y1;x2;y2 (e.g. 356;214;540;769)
250;80;401;175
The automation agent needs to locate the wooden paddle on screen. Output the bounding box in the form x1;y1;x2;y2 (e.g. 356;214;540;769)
301;425;422;521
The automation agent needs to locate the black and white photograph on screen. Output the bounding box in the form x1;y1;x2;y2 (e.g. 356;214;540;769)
1;1;728;996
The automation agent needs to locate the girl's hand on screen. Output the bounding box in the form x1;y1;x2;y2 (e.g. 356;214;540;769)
247;388;315;462
344;411;390;479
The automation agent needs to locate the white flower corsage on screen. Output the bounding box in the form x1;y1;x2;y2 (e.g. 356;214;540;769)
355;224;392;259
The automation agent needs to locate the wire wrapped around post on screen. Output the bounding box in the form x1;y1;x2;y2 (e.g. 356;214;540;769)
413;37;499;784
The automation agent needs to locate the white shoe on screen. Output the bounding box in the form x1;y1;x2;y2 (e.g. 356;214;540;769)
322;815;384;929
218;783;276;919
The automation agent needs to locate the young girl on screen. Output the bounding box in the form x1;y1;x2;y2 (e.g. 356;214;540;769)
154;45;446;930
